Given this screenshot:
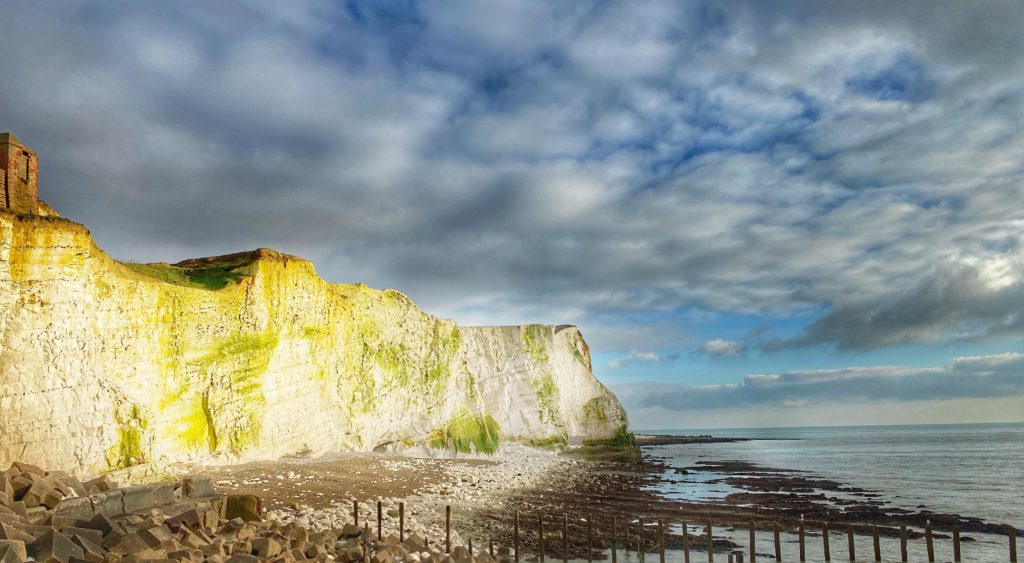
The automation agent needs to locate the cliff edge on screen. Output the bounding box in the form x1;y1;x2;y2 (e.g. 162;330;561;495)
0;211;629;475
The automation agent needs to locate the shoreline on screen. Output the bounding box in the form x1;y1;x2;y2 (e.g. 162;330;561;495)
184;439;1021;558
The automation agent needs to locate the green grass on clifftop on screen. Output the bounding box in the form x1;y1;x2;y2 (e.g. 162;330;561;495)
122;262;245;290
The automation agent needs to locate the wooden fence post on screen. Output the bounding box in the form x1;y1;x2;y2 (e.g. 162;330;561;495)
773;524;781;561
899;524;907;562
872;526;880;563
513;511;520;562
659;520;666;563
953;527;960;563
1009;525;1017;563
926;520;935;562
847;527;855;562
822;522;830;562
682;521;691;563
353;500;359;526
490;539;495;557
469;538;473;557
707;521;714;563
376;501;382;541
749;521;756;563
398;502;405;542
445;505;451;554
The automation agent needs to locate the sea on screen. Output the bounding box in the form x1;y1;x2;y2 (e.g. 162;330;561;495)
628;422;1024;562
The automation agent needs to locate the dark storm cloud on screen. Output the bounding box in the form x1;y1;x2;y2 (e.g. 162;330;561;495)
618;353;1024;411
1;0;1022;352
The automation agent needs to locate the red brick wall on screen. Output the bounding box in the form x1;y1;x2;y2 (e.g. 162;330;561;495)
0;134;39;214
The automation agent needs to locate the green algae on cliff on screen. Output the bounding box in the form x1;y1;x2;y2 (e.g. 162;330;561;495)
107;404;149;469
429;409;502;454
0;211;631;472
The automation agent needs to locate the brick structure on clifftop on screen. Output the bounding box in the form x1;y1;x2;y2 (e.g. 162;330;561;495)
0;132;39;214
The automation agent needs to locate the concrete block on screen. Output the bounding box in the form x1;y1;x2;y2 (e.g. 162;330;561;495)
28;529;84;563
224;496;261;523
54;498;93;521
0;524;33;543
252;537;282;558
0;545;23;563
10;463;43;477
24;507;46;524
89;489;123;518
81;477;112;495
181;477;215;499
61;528;102;547
68;535;104;562
0;539;26;561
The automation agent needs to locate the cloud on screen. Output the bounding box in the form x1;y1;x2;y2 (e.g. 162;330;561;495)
0;0;1020;359
609;349;681;369
617;353;1024;412
767;260;1024;350
697;339;747;358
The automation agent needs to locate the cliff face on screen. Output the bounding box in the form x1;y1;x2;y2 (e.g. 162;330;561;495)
0;211;628;475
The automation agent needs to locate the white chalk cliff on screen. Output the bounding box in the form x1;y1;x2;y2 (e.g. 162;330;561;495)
0;211;629;475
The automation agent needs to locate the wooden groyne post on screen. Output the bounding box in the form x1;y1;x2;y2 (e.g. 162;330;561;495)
822;522;830;562
899;524;907;562
376;500;383;541
846;526;855;562
773;524;781;561
798;516;806;562
445;505;451;554
612;517;618;563
872;526;881;562
926;520;935;562
353;499;359;526
539;513;546;563
682;520;690;563
513;511;520;562
658;519;666;563
399;501;405;542
586;518;593;563
706;520;714;563
1010;525;1018;563
748;521;755;562
952;527;961;563
562;514;569;563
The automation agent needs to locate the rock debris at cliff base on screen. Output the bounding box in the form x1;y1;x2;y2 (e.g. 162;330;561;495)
0;459;512;563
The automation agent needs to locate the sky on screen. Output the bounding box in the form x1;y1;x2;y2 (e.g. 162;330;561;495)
1;0;1022;429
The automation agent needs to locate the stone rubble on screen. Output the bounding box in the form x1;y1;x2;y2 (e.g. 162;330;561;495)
261;444;582;549
0;461;517;563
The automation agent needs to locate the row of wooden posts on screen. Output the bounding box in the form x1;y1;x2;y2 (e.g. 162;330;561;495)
350;500;1019;562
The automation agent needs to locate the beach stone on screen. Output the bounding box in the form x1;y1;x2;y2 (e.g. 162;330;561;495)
226;555;259;563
